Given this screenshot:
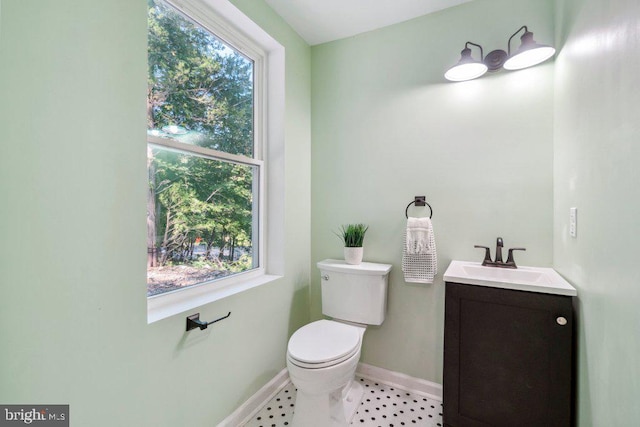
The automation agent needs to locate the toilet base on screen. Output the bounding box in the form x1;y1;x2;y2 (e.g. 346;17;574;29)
291;379;364;427
340;378;365;423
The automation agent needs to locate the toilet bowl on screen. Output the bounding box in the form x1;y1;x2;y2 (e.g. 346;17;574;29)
286;260;392;427
287;320;365;427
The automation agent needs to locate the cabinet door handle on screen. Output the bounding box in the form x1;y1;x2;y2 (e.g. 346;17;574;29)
556;316;568;326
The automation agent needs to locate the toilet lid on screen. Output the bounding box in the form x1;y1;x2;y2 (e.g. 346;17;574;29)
287;320;361;366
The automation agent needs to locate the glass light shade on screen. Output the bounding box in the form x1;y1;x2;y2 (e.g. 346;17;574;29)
445;62;488;81
503;45;555;70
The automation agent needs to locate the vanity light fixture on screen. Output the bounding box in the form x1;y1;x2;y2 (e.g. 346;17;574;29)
445;25;555;82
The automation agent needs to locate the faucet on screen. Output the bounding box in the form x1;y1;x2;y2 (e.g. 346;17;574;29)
495;237;504;263
474;237;526;268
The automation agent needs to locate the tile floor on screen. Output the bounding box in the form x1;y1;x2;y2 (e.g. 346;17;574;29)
244;376;443;427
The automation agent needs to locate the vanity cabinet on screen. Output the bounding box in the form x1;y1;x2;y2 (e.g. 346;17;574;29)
443;282;573;427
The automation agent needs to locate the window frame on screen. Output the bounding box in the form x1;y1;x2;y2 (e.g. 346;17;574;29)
147;0;284;323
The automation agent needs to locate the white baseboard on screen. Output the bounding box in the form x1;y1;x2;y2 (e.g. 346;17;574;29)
218;364;442;426
356;363;443;401
217;368;290;427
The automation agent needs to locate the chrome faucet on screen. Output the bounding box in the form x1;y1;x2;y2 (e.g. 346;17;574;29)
474;237;526;269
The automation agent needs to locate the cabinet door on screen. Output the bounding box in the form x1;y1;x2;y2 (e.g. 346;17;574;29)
444;282;573;427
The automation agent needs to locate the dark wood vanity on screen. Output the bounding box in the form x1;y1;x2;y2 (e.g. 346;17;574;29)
443;281;574;427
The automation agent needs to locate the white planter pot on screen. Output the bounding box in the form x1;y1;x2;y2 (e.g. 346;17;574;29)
344;247;364;265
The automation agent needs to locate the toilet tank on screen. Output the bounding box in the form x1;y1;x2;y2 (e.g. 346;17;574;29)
317;259;392;326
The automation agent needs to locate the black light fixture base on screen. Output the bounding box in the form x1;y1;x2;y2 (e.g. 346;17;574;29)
484;49;508;71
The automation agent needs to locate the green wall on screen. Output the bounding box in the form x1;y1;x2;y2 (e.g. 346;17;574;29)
3;0;639;424
310;0;555;382
0;0;310;425
553;0;640;425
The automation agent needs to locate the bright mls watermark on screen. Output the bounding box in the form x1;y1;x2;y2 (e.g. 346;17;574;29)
0;406;68;426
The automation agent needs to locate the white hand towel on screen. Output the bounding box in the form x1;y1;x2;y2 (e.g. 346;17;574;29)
402;217;437;284
406;217;432;254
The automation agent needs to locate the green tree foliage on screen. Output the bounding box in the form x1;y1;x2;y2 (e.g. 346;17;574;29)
146;0;255;274
147;0;253;154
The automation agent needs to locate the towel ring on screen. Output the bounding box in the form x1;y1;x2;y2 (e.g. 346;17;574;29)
405;196;433;219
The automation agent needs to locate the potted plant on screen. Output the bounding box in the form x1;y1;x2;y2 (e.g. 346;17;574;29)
336;224;369;265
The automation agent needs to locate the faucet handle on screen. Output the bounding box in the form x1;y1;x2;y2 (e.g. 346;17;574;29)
506;247;526;266
474;245;492;265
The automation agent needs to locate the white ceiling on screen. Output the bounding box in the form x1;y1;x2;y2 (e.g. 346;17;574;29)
264;0;474;46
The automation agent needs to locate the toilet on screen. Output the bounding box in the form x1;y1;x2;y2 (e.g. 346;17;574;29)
286;259;392;427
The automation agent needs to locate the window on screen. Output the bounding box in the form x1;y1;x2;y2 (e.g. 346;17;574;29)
146;0;265;301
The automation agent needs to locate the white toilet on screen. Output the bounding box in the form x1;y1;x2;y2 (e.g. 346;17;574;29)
286;259;392;427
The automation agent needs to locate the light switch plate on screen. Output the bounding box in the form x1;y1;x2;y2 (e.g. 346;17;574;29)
569;207;577;238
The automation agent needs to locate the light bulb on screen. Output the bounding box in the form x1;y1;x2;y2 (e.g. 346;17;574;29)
503;46;555;70
445;62;488;82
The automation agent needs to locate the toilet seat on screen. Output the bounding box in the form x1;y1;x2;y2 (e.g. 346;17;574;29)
287;320;362;369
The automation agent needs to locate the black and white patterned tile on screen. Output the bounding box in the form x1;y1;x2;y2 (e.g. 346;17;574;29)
352;377;443;426
244;381;297;427
243;377;442;427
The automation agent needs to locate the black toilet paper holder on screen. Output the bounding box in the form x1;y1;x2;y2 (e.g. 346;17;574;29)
186;311;231;331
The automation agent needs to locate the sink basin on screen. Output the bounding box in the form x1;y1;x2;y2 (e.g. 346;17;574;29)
443;260;577;296
461;264;544;283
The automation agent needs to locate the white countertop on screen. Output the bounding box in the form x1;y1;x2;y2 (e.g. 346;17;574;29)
443;260;577;296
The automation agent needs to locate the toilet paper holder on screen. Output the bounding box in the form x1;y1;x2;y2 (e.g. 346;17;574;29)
186;311;231;331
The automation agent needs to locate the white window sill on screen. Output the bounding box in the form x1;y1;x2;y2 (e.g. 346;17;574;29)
147;272;282;323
